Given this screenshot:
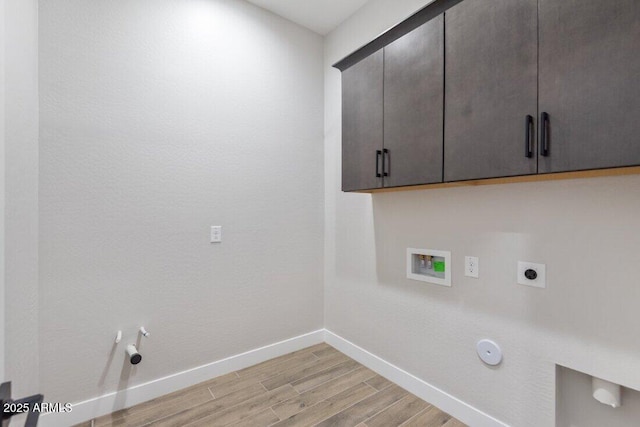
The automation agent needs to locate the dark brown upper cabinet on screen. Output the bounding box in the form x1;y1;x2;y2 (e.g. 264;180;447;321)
444;0;538;182
336;0;640;193
383;15;444;188
341;18;444;192
341;50;384;192
538;0;640;173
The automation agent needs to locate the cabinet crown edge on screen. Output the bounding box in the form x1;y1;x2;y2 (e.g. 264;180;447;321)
332;0;463;72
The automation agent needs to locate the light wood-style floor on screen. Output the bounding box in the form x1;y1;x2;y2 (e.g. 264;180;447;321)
76;343;466;427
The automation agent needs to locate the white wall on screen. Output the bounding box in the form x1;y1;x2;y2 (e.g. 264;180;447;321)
11;1;640;425
4;0;39;396
325;1;640;426
0;0;5;382
38;0;324;404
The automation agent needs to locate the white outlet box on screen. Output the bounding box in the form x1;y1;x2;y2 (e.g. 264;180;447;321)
517;261;546;288
210;226;222;243
465;256;479;278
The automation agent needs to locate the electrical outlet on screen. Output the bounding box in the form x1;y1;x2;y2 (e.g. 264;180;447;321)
465;256;479;278
517;261;546;288
210;226;222;243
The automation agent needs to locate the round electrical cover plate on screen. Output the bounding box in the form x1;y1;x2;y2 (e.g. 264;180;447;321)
477;339;502;366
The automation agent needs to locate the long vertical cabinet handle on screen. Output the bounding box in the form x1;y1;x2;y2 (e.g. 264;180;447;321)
540;112;550;157
525;115;534;158
382;149;389;177
376;150;382;177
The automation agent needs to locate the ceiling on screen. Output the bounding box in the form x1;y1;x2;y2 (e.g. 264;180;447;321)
245;0;369;35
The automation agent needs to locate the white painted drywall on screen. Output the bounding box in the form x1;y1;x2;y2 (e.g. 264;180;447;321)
4;0;39;396
325;1;640;426
39;0;324;405
0;0;5;382
245;0;369;35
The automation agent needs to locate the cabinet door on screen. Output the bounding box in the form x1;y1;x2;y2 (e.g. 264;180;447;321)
444;0;538;182
383;16;444;188
538;0;640;173
341;50;384;191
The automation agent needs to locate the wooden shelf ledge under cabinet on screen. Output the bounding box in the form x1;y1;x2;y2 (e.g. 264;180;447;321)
355;166;640;194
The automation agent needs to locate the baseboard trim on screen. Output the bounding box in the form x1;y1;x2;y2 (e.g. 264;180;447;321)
40;329;325;427
324;330;509;427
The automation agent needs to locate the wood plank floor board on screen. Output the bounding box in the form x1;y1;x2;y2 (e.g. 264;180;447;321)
442;418;468;427
182;385;297;427
200;371;238;390
93;385;214;427
290;358;360;393
205;350;316;399
365;375;393;391
235;345;323;380
260;351;349;391
77;344;466;427
311;345;340;359
314;384;408;427
363;394;431;427
206;375;264;401
271;365;377;420
149;382;269;427
269;382;378;427
216;350;318;389
400;405;452;427
224;408;279;427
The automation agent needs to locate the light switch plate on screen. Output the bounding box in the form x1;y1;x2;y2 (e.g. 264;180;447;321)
210;226;222;243
464;256;479;278
517;261;546;288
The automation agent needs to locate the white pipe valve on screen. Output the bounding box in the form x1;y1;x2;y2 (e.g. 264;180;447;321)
127;344;142;365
